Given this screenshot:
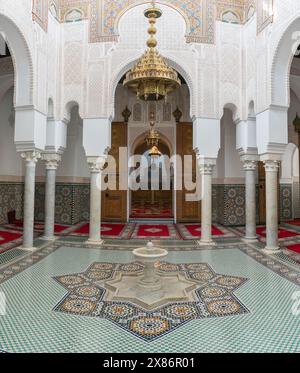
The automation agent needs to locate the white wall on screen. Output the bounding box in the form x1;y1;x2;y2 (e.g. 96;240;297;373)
0;88;23;178
216;109;244;182
57;108;89;180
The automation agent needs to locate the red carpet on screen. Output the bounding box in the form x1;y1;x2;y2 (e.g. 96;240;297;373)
286;244;300;254
130;201;173;219
286;219;300;227
4;222;70;234
184;224;225;237
73;223;126;237
0;231;22;245
256;227;300;239
136;224;170;237
0;230;23;253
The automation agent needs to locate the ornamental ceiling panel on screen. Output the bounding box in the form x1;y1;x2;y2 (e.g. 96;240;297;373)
89;0;215;44
33;0;273;41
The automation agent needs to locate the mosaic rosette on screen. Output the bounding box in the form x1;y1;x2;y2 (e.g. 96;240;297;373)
53;260;249;341
58;297;98;316
118;263;144;273
206;298;244;316
99;302;136;320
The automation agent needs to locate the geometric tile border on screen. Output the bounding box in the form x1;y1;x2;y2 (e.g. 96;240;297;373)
53;261;249;342
52;239;245;252
240;245;300;287
0;245;59;285
0;241;300;289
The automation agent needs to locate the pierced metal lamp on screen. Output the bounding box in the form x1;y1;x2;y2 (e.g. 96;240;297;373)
123;1;181;101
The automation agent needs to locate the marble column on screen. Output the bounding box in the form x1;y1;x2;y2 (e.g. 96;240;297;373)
242;159;258;241
87;157;105;245
42;153;61;240
198;159;216;245
21;151;41;250
264;160;280;252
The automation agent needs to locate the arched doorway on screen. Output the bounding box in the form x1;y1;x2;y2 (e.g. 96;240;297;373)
103;49;199;223
130;138;173;220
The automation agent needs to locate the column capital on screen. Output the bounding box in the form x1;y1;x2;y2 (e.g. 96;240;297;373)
42;153;61;170
197;157;216;175
21;151;41;164
263;159;280;172
87;156;107;173
242;159;258;171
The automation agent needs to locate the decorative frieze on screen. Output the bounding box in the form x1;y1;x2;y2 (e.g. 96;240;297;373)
35;1;268;43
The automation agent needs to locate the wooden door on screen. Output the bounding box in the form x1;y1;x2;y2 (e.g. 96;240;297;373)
176;123;201;222
102;122;128;222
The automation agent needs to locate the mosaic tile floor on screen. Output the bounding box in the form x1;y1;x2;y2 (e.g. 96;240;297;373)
0;240;299;353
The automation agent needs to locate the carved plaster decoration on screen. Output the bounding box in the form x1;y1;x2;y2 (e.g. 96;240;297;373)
221;11;240;24
32;0;50;31
264;159;280;173
242;159;258;171
87;156;107;173
133;103;142;122
21;151;41;164
256;0;273;34
42;153;62;170
32;1;272;40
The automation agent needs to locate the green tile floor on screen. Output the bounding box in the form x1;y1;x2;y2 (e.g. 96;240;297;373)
0;244;299;353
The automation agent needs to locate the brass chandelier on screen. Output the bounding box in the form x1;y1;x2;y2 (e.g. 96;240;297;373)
145;112;160;148
123;1;181;101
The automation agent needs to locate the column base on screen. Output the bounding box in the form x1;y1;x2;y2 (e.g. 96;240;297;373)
41;236;56;242
263;247;281;254
242;236;258;243
20;247;38;252
198;240;216;247
86;239;104;246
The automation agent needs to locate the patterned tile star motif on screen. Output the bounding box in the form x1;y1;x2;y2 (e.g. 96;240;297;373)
53;261;249;341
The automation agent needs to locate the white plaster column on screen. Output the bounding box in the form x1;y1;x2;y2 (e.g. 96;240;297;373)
42;153;61;240
242;158;258;241
264;159;280;252
198;158;216;245
87;157;106;245
21;151;41;250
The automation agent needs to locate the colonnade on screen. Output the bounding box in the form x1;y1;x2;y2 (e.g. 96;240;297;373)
19;149;282;253
196;155;281;251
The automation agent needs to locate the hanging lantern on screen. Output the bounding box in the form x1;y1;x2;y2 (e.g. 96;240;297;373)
123;1;181;101
149;145;162;158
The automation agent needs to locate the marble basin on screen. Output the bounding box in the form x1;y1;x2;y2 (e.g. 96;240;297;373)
133;241;168;290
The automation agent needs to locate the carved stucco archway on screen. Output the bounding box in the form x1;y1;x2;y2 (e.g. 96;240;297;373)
271;15;300;108
0;13;33;107
109;55;195;120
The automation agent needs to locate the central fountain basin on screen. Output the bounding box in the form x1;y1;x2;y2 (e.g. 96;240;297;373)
133;242;168;290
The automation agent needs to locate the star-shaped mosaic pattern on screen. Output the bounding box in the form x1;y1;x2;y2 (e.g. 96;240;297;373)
53;261;249;341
